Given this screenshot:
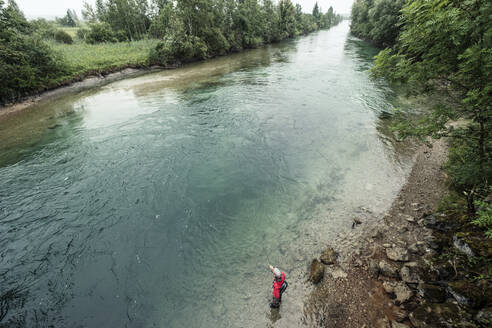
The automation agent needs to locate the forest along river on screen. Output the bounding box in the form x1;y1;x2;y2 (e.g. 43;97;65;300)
0;21;416;327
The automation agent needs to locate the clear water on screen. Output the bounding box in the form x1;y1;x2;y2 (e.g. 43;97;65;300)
0;22;413;327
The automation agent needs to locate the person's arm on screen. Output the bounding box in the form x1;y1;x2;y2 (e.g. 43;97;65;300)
269;265;274;273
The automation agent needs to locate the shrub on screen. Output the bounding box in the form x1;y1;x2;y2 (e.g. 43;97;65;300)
76;28;89;41
149;34;207;66
86;23;116;44
114;30;128;42
54;30;73;44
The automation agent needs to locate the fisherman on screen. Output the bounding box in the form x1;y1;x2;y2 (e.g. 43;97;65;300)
269;264;288;308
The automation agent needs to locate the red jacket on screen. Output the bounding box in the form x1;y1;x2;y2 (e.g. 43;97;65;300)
272;272;285;299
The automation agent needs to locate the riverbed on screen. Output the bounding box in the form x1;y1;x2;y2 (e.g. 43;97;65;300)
0;21;414;327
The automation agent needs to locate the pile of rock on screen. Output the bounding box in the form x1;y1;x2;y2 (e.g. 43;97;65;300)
309;247;338;284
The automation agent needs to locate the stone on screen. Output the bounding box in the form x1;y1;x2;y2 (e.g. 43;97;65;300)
331;269;347;279
383;281;413;304
391;321;409;328
319;248;337;265
375;317;391;328
379;260;399;278
401;214;415;223
453;235;475;257
368;259;379;278
422;215;437;227
418;283;447;303
383;243;392;248
309;259;325;284
386;247;409;262
392;306;408;322
408;243;420;254
400;266;420;283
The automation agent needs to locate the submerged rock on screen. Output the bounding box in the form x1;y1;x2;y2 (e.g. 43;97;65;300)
379;260;399;278
309;259;325;284
386;247;409;262
320;248;337;265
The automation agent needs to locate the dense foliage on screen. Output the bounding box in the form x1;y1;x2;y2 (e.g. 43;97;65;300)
0;0;68;103
350;0;406;47
352;0;492;235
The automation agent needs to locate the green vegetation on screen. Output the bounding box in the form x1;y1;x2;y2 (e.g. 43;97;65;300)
0;0;69;103
351;0;492;238
50;39;158;77
0;0;343;105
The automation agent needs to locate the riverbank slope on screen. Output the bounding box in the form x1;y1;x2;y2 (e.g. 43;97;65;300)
305;138;492;327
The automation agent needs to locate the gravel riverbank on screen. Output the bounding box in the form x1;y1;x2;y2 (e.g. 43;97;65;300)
303;139;454;327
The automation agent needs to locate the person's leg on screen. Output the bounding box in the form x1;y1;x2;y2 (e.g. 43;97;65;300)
270;297;280;308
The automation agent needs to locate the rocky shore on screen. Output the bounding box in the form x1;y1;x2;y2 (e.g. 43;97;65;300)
304;139;492;327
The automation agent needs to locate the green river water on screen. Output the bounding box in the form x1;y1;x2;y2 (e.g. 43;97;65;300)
0;21;414;327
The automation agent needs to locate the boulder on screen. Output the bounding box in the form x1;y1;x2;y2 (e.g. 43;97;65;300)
379;260;399;278
320;248;337;265
386;247;409;262
418;283;447;303
383;281;413;304
309;259;325;284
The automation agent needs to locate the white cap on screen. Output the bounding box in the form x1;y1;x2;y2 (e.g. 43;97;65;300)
274;267;281;278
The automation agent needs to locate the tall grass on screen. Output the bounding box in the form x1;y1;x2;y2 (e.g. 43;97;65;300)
49;39;160;80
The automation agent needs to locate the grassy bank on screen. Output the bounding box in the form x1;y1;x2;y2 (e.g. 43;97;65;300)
49;39;159;78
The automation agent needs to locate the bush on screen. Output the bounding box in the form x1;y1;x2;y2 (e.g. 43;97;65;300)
114;30;128;42
0;1;68;104
473;189;492;239
86;23;116;44
31;18;56;39
54;30;73;44
76;28;89;41
149;34;207;66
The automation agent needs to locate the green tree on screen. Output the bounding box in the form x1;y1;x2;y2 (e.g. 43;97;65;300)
0;0;67;103
371;0;492;209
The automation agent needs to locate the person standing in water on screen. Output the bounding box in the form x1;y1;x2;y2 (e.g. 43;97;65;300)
269;265;288;308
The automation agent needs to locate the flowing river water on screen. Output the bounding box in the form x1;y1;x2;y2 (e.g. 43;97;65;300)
0;21;415;327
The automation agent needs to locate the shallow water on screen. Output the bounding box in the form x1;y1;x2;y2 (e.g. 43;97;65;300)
0;21;413;327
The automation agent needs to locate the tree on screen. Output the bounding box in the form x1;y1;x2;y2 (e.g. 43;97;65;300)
371;0;492;209
0;0;68;103
312;2;321;27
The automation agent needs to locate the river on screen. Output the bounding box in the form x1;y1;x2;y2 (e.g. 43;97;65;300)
0;21;414;327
